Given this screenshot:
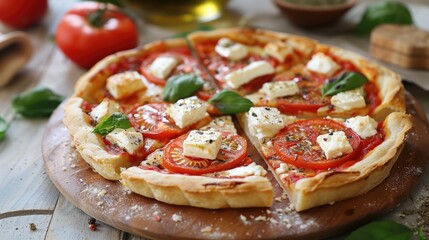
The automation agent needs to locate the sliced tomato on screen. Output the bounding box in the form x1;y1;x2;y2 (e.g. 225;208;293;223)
273;119;361;170
162;132;248;175
128;103;187;140
274;77;330;114
241;73;276;93
140;47;194;86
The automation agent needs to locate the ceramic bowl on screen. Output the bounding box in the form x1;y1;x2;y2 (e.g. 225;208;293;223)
273;0;356;28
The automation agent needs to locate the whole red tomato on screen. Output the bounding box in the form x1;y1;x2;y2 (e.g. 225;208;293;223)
55;2;139;69
0;0;48;28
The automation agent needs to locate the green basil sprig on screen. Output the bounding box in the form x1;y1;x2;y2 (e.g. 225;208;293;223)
322;71;368;97
345;221;413;240
0;117;9;141
208;90;254;114
356;1;413;36
12;88;65;118
92;113;131;136
162;74;204;103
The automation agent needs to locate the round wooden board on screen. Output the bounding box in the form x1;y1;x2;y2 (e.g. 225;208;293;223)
43;92;429;240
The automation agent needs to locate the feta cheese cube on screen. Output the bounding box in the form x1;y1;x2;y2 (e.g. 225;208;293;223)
288;39;312;56
316;131;353;159
331;88;366;110
200;116;237;134
183;130;222;160
167;96;208;128
345;115;378;139
149;56;179;79
106;71;146;100
264;41;293;62
90;98;122;123
248;107;285;139
306;52;340;76
215;38;248;61
223;163;267;177
225;61;275;89
106;128;144;155
260;81;300;99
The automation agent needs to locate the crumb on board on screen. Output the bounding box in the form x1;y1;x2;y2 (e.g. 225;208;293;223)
172;214;183;222
201;226;212;233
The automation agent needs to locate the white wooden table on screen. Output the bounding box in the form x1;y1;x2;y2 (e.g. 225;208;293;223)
0;0;428;239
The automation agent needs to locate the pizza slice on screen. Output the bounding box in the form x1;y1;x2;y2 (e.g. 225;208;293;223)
188;28;317;95
237;107;412;211
245;44;405;121
121;116;274;208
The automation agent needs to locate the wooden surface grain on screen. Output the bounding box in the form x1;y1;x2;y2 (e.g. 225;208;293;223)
1;0;429;239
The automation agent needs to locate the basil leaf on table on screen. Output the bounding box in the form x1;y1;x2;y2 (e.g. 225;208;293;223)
12;87;65;118
162;74;204;103
356;1;413;36
93;113;131;136
0;117;9;141
345;221;413;240
322;71;368;97
208;90;254;114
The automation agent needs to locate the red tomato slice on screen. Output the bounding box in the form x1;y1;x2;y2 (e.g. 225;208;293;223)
128;103;187;140
273;119;361;170
163;132;248;175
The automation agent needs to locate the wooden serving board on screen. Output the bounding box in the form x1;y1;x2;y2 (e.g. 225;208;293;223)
42;92;429;240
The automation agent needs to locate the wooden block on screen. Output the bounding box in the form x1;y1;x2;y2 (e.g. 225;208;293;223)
370;44;429;70
370;24;429;57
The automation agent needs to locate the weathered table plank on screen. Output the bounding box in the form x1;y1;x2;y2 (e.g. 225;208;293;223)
0;214;52;240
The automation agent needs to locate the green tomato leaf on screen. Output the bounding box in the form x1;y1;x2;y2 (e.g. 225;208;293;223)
0;117;9;141
208;90;254;114
85;0;123;7
12;87;65;118
171;25;214;38
356;1;413;36
162;74;204;103
92;113;131;136
322;71;368;97
346;221;413;240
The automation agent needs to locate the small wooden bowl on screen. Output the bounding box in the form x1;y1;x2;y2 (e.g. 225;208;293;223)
273;0;356;28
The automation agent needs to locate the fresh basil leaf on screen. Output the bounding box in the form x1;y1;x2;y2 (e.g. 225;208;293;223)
322;71;368;97
208;90;254;114
346;221;412;240
356;1;413;36
171;26;214;38
92;113;131;136
0;117;8;141
12;88;65;118
162;74;204;103
417;228;426;240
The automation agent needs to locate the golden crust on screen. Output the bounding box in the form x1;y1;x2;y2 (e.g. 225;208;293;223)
120;167;274;209
238;112;412;211
188;27;318;58
63;97;133;180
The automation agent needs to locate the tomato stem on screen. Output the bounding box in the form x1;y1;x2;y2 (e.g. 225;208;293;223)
87;3;108;28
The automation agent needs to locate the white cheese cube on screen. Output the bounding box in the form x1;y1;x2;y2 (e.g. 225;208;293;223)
167;96;208;128
345;115;378;139
264;41;293;62
225;61;275;89
215;38;248;61
223;163;267;177
306;52;340;76
106;71;146;100
89;98;122;123
183;130;222;160
106;128;144;155
331;88;366;110
316;131;353;159
149;56;179;79
260;81;300;99
248;107;285;139
288;39;312;56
